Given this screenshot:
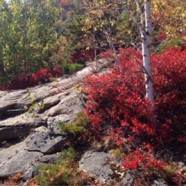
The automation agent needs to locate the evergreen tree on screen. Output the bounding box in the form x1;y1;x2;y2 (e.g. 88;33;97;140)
0;0;62;83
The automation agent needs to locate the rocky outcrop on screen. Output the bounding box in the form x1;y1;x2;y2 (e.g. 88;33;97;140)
79;151;136;186
0;126;65;180
0;59;111;181
79;151;114;184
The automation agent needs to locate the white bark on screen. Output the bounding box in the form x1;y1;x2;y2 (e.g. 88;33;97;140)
123;0;156;126
140;0;154;102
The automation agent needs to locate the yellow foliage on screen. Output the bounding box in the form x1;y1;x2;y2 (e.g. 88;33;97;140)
152;0;186;37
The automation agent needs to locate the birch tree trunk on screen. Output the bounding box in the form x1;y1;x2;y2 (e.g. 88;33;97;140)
140;0;154;102
140;0;157;127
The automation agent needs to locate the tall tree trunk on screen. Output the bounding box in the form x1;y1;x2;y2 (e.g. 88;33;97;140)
140;0;157;127
140;0;154;102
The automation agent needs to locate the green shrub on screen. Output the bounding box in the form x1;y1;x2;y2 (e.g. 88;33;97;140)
36;146;94;186
62;63;84;74
58;112;89;136
36;147;76;186
36;112;92;186
157;37;185;53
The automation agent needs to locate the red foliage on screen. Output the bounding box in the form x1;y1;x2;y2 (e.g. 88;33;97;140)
71;49;95;63
154;32;167;42
84;47;186;176
84;48;156;145
99;50;114;59
123;146;164;170
84;46;186;152
0;68;62;90
152;47;186;141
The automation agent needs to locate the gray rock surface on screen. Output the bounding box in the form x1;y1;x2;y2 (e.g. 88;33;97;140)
0;115;47;141
152;179;168;186
79;151;168;186
79;151;114;184
79;151;135;185
0;59;111;180
121;172;135;186
0;126;64;179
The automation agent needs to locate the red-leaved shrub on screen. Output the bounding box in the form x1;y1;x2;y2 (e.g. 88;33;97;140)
123;144;164;170
0;68;62;90
71;49;95;64
84;46;186;149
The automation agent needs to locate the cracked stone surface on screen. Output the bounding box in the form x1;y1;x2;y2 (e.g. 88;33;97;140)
0;59;111;180
79;151;114;184
0;126;64;179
